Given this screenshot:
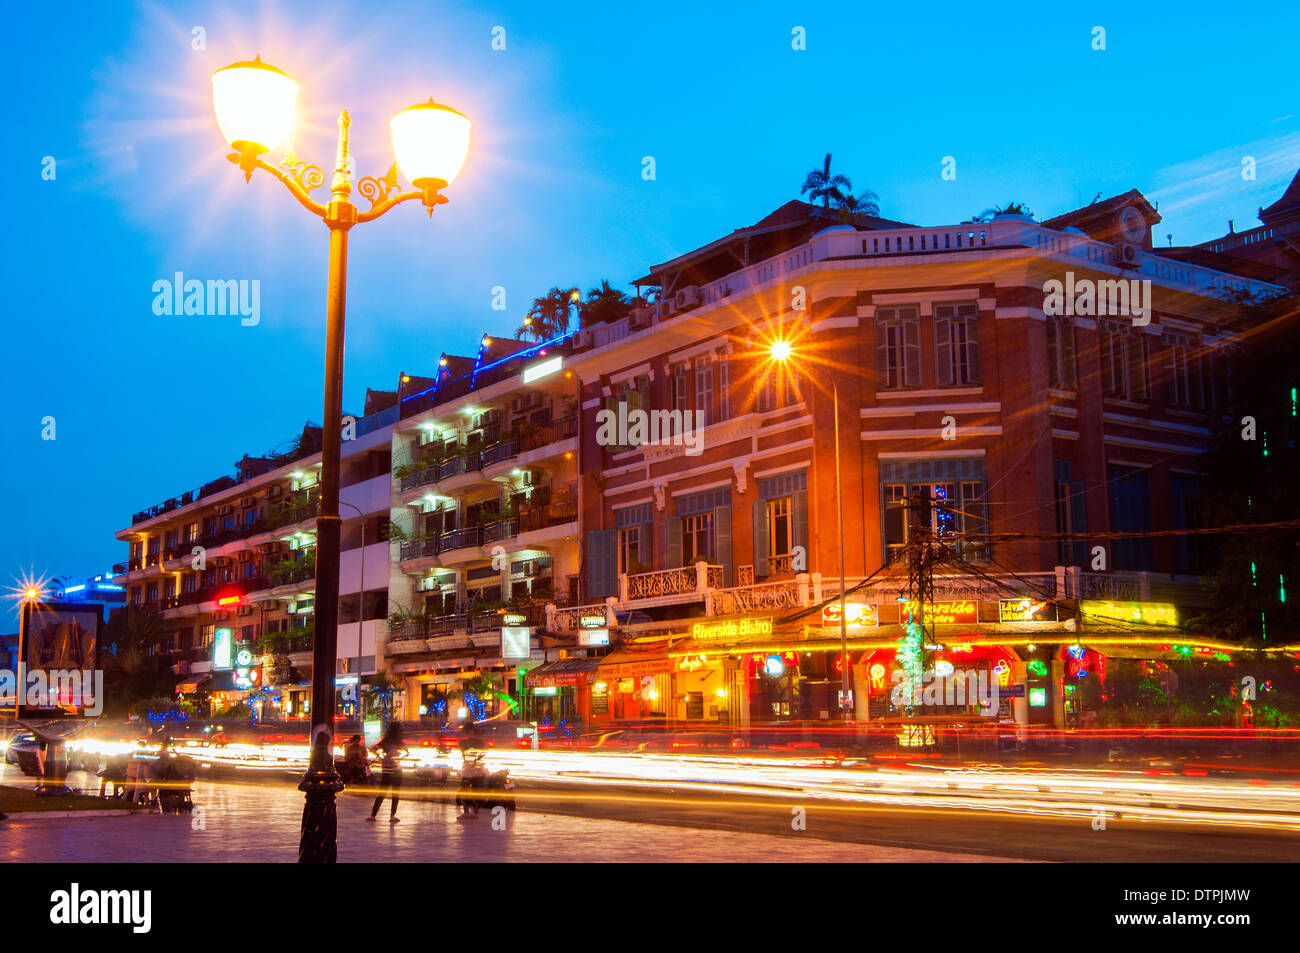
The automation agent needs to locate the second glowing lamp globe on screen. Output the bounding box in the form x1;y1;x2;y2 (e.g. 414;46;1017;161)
211;57;470;188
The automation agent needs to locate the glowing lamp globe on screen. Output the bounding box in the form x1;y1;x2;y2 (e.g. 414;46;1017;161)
212;57;298;156
390;99;470;189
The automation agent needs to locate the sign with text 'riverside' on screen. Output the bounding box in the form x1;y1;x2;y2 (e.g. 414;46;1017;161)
691;617;773;641
903;601;978;625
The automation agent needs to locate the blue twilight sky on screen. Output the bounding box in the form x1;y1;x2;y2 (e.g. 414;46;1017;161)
3;0;1299;619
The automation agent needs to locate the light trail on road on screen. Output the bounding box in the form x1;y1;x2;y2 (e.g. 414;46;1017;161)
39;736;1300;834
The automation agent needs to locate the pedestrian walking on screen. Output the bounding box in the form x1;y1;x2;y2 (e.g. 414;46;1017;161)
368;722;408;823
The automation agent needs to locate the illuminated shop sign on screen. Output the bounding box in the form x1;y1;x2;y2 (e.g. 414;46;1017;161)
579;614;607;629
501;627;531;659
578;629;609;647
902;600;978;625
999;599;1057;623
502;613;527;627
691;617;773;640
821;603;879;628
1079;601;1178;627
521;355;563;384
212;628;233;670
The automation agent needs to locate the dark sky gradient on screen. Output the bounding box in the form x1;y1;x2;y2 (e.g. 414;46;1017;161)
4;0;1299;621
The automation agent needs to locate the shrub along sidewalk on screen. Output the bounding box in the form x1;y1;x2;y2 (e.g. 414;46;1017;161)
0;784;132;816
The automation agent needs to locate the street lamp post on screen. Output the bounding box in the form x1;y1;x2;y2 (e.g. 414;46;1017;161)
212;57;469;863
766;342;852;723
833;378;850;723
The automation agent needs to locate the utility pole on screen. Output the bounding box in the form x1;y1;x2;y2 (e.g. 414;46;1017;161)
900;487;935;740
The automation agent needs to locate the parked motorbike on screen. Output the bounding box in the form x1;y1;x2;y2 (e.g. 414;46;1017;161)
455;751;515;815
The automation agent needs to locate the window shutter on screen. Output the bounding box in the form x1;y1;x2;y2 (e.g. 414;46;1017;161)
904;317;921;387
1062;320;1076;387
667;517;682;568
936;316;953;386
966;316;981;383
793;490;809;566
753;499;769;577
875;320;889;386
1046;321;1060;388
638;522;652;568
1069;480;1087;566
714;506;732;586
586;529;615;598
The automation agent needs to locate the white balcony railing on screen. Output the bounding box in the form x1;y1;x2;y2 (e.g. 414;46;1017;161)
621;562;721;603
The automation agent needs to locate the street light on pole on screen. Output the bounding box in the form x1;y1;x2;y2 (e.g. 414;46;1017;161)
211;56;469;863
766;340;851;723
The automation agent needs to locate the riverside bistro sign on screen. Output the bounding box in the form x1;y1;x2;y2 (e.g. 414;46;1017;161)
901;600;978;625
692;617;774;641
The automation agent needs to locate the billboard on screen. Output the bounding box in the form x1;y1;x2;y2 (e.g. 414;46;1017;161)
15;600;102;718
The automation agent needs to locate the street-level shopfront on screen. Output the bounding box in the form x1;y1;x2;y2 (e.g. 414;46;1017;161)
657;599;1242;728
523;658;598;728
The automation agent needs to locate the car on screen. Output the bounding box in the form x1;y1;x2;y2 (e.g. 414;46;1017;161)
2;733;39;766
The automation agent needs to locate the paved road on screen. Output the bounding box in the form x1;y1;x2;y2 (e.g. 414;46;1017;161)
0;765;1021;863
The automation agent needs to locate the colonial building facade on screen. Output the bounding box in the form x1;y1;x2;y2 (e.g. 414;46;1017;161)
113;178;1293;734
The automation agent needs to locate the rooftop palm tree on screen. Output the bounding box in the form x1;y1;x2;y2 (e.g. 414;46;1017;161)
581;280;633;326
801;153;853;208
834;189;881;225
518;286;580;341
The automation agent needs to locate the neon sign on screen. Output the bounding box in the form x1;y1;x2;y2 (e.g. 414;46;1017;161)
902;600;977;625
693;617;772;640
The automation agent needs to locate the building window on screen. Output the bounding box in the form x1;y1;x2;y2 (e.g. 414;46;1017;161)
1053;460;1087;566
1165;333;1204;410
165;529;180;550
1170;472;1206;572
875;306;921;389
935;302;980;386
1100;320;1149;401
184;522;198;543
182;574;196;594
766;497;793;568
881;464;988;563
1107;464;1153;570
1046;317;1077;389
618;525;643;575
681;513;714;565
884;484;908;563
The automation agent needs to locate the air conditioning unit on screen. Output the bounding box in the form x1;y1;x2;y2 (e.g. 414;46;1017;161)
242;497;257;508
656;299;677;320
629;305;653;329
676;285;701;312
511;396;524;413
269;485;283;498
574;328;595;350
1113;243;1141;268
217;505;233;516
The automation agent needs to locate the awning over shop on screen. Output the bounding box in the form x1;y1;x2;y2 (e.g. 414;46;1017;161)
174;675;210;694
525;658;598;688
596;649;675;679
